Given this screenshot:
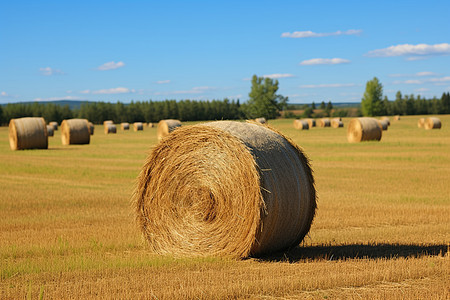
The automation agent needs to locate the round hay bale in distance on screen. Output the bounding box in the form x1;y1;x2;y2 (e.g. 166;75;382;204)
46;125;54;137
61;119;90;145
380;117;390;126
148;122;154;128
418;118;425;128
88;122;95;135
347;117;382;143
424;117;441;130
394;115;401;121
49;121;58;130
133;121;316;258
104;124;117;134
378;120;389;131
157;119;182;140
134;122;144;131
9;117;48;150
331;118;344;128
317;118;331;127
121;122;130;130
293;119;309;130
255;117;266;124
305;118;316;128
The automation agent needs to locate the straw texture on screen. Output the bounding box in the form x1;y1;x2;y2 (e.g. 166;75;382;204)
88;122;95;135
133;120;316;258
418;118;425;128
9;117;48;150
46;125;54;137
255;117;267;124
61;119;91;145
157;119;182;140
49;121;58;130
424;117;441;130
317;118;331;127
347;117;382;143
134;122;144;131
121;122;130;130
104;124;117;134
293;119;309;130
331;118;344;128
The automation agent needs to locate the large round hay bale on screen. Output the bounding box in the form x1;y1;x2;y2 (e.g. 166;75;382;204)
134;122;144;131
255;117;266;124
305;118;316;128
418;118;425;128
46;125;54;137
380;117;390;126
317;118;331;127
9;117;48;150
378;120;389;131
293;119;309;130
331;118;344;128
133;121;316;258
88;122;95;135
104;124;117;134
424;117;441;130
157;119;182;140
347;117;382;143
121;122;130;130
49;121;58;130
61;119;90;145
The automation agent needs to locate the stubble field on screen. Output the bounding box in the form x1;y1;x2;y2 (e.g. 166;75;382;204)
1;116;449;299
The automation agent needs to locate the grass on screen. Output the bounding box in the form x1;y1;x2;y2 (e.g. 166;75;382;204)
1;117;449;299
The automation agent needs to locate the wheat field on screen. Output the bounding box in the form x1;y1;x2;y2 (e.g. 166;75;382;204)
1;116;449;299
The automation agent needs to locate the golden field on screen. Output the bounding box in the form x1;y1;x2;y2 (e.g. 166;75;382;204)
1;116;449;299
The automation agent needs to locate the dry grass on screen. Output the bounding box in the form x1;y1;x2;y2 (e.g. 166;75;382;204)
0;116;449;299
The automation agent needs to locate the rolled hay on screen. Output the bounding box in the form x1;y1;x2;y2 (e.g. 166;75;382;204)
394;115;400;121
377;120;389;131
61;119;91;145
121;122;130;130
49;121;58;130
133;121;316;258
347;117;382;143
148;122;154;128
424;117;441;130
134;122;144;131
293;119;309;130
88;122;95;135
305;118;316;128
103;120;113;126
331;118;344;128
9;117;48;150
46;125;54;137
317;118;331;127
255;117;267;124
157;119;182;140
104;123;117;134
418;118;425;128
380;117;390;126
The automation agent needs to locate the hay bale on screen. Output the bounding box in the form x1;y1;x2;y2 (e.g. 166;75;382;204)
157;119;182;140
103;120;113;126
88;122;95;135
104;124;117;134
9;117;48;150
317;118;331;127
121;122;130;130
133;121;316;258
293;119;309;130
380;117;390;126
134;122;144;131
49;121;58;130
378;120;389;131
418;118;425;128
331;118;344;128
347;117;382;143
305;118;316;128
255;117;266;124
148;122;154;128
394;115;400;121
46;125;54;137
424;117;441;130
61;119;90;145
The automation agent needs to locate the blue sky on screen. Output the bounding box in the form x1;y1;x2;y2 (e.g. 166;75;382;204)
1;0;449;104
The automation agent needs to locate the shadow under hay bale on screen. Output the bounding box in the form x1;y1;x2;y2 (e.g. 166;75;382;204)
157;119;182;140
424;117;441;130
61;119;91;145
347;117;382;143
133;121;316;258
9;117;48;150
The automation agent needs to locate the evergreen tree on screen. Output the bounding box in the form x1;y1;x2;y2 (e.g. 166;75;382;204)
361;77;383;116
311;102;316;109
320;101;326;109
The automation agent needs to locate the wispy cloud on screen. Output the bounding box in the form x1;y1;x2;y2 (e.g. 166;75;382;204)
33;96;84;101
156;80;171;84
389;71;439;77
80;87;135;94
300;58;350;65
415;88;429;92
366;43;450;58
40;67;65;76
97;61;125;71
300;83;358;88
262;73;295;79
281;29;362;38
393;76;450;85
1;91;8;97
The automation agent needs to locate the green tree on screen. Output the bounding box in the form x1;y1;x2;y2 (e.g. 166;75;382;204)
0;105;3;125
320;101;326;109
361;77;384;116
243;75;287;119
311;102;316;109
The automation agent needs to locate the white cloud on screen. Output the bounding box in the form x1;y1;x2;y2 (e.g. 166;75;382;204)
156;80;171;84
300;58;350;65
97;61;125;71
262;73;295;79
281;29;362;38
80;90;91;94
393;80;423;84
80;87;135;94
415;88;429;92
366;43;450;57
428;76;450;83
300;83;358;88
155;86;215;95
1;91;8;97
40;67;65;76
389;71;439;77
33;96;84;101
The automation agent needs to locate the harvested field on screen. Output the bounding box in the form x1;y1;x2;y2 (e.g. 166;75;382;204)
0;116;449;299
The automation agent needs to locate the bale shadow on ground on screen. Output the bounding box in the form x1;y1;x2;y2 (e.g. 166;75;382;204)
256;243;449;262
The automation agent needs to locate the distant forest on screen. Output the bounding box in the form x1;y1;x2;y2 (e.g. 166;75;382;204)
0;92;449;125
